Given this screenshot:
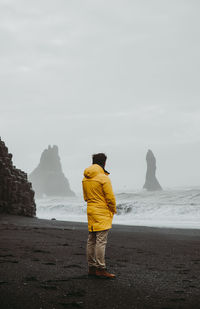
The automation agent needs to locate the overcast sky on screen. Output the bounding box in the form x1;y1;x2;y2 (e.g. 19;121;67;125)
0;0;200;193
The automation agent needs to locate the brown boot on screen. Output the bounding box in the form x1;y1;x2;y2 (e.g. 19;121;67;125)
88;266;96;276
96;269;116;279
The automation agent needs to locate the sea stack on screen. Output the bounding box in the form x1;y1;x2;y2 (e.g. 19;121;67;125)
29;145;75;198
0;138;36;216
143;149;162;191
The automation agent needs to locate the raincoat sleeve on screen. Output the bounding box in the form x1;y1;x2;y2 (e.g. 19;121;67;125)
102;178;117;214
82;181;88;202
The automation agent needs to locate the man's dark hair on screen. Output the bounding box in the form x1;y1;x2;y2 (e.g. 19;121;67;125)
92;153;107;168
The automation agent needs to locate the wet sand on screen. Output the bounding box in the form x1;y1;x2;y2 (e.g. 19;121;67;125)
0;214;200;309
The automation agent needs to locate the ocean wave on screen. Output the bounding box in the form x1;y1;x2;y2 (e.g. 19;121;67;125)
36;188;200;229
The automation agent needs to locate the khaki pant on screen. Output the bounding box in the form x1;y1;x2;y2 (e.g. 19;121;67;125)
87;230;109;270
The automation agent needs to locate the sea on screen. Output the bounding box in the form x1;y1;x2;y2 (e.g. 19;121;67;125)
36;187;200;229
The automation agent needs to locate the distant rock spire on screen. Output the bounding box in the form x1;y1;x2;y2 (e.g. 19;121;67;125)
143;149;162;191
29;145;75;198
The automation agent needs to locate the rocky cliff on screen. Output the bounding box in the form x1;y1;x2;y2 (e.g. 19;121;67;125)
0;138;36;216
143;149;162;191
29;145;75;198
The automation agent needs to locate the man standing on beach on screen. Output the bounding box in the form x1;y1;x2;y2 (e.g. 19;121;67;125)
82;153;117;278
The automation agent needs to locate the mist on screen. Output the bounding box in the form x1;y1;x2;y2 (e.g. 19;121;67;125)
1;0;200;193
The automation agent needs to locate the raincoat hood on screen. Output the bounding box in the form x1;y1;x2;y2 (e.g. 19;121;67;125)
84;164;109;179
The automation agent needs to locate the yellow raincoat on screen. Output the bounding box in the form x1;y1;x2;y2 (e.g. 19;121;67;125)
82;164;117;232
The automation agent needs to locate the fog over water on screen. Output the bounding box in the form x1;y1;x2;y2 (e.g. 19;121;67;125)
0;0;200;193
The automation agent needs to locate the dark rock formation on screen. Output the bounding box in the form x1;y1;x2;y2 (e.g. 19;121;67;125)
0;138;36;216
29;145;75;198
143;149;162;191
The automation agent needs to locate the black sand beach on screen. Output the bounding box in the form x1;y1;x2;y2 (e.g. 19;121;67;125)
0;215;200;309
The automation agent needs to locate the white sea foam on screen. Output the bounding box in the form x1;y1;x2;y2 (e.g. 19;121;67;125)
36;187;200;229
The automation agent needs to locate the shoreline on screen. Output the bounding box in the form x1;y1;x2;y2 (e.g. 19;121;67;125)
0;214;200;309
2;213;200;240
4;214;200;234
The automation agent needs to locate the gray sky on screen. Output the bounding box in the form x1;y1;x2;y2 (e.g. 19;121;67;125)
1;0;200;193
